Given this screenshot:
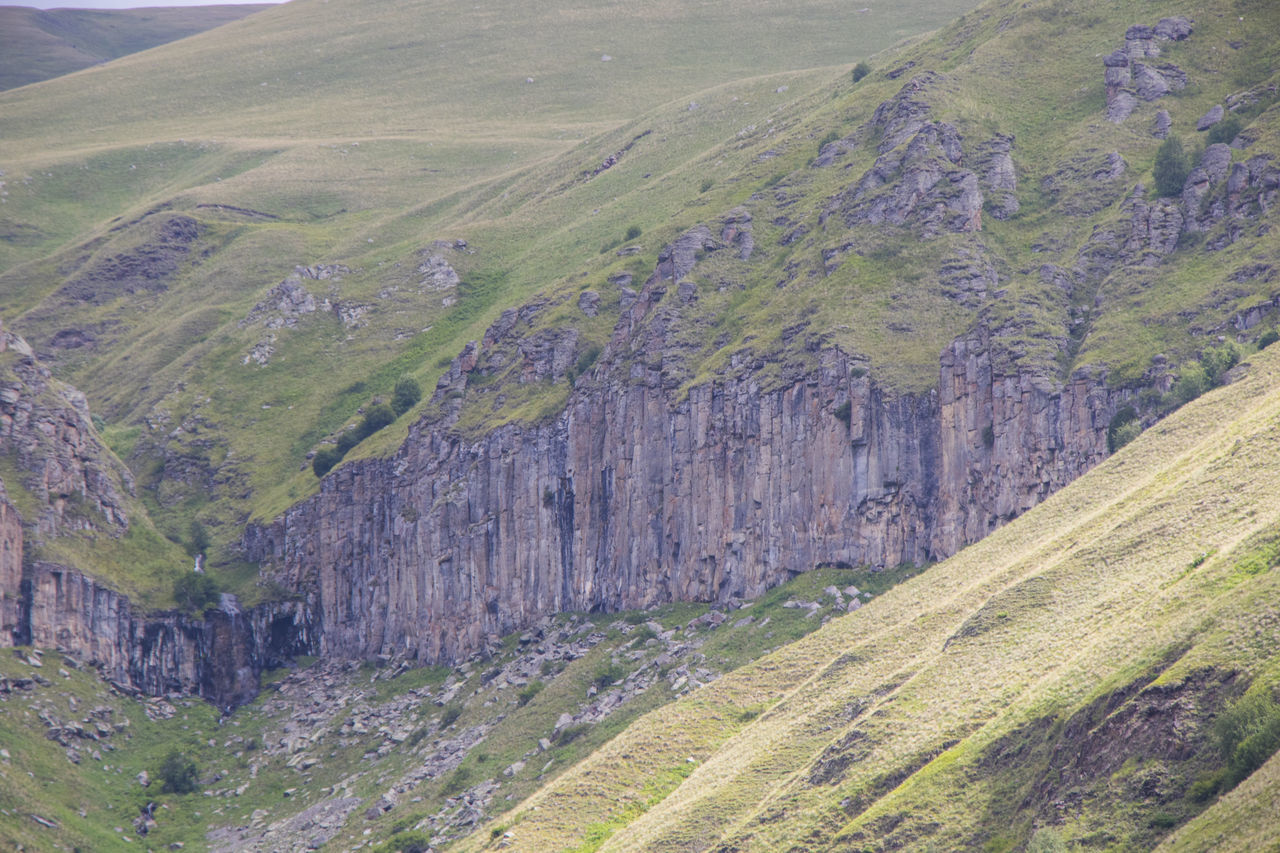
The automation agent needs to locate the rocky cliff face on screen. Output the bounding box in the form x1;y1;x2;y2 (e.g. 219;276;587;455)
244;265;1114;665
0;320;313;707
0;497;22;648
18;560;310;709
0;320;132;540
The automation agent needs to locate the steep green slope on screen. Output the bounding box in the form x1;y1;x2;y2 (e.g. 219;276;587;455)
0;5;270;92
449;333;1280;853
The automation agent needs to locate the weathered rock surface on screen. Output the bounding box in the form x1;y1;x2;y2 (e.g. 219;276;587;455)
1103;18;1192;123
243;228;1115;667
826;117;984;236
0;497;22;648
18;560;310;709
0;320;132;539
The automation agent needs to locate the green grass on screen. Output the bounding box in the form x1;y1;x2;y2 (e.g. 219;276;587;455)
0;5;271;92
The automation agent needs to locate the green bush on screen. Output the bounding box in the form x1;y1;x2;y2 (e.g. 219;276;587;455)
1026;828;1066;853
851;61;871;83
313;447;342;477
1153;136;1190;198
361;402;396;434
439;703;462;728
391;376;422;416
1258;328;1280;349
1206;116;1242;145
593;662;628;690
1107;405;1139;453
173;571;219;613
624;224;642;241
158;750;199;794
1214;687;1280;789
440;765;472;795
1200;342;1240;384
1172;362;1210;405
186;519;210;556
516;680;545;707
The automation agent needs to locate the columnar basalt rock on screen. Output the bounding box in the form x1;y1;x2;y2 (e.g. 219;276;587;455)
244;248;1115;666
18;560;311;709
0;498;22;648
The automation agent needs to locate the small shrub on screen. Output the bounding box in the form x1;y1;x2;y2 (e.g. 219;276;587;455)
516;680;545;707
569;343;602;383
623;611;647;625
1200;342;1240;384
553;722;591;746
540;659;562;677
699;178;713;193
173;572;219;613
361;403;396;435
817;130;840;154
381;831;431;853
187;519;210;556
630;626;658;644
1107;406;1140;453
1172;362;1210;405
624;225;642;241
439;703;462;728
851;61;871;83
391;376;422;416
593;662;628;690
1149;811;1179;829
834;401;852;427
1214;687;1280;789
313;447;342;477
981;424;995;449
440;766;472;796
1206;116;1242;145
91;414;106;433
1258;328;1280;349
157;750;199;794
1187;770;1225;802
1026;828;1067;853
335;430;362;454
1153;136;1190;198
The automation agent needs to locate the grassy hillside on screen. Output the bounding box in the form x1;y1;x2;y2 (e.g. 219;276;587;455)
0;4;271;92
447;328;1280;853
0;0;978;595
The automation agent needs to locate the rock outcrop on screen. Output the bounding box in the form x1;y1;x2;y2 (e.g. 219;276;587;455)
1103;18;1192;123
19;560;310;709
244;229;1115;667
0;320;132;539
0;497;22;647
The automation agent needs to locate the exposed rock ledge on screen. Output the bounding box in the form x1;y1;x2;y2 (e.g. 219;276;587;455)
3;544;311;710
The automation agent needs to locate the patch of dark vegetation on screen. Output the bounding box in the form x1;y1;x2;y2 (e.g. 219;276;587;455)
959;662;1240;852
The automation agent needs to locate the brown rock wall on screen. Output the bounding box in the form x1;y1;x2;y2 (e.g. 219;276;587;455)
245;336;1112;666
